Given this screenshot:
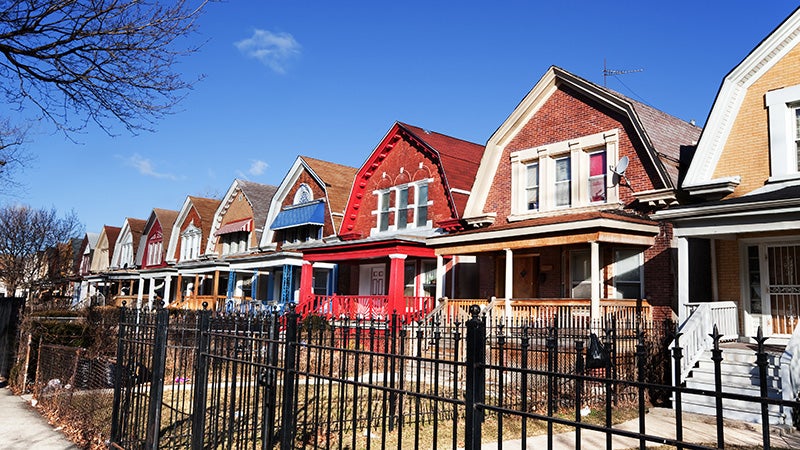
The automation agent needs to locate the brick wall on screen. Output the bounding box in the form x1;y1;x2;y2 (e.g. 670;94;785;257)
213;189;255;254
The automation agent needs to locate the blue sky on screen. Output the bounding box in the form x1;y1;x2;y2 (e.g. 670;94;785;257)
5;1;799;233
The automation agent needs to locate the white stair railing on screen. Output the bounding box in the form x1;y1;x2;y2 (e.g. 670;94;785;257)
671;301;739;384
779;322;800;425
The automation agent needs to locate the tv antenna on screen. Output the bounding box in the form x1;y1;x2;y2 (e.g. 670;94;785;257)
603;59;643;87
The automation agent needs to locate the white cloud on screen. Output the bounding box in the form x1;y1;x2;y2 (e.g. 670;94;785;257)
248;160;268;176
234;29;301;74
124;153;180;180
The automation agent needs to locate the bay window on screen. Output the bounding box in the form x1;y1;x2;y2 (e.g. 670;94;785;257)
614;248;643;299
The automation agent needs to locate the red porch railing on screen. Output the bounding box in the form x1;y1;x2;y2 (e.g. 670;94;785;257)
298;294;435;321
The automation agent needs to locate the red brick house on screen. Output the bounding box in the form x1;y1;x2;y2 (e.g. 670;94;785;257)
428;66;702;323
258;156;357;307
165;195;223;309
137;208;179;308
295;122;485;319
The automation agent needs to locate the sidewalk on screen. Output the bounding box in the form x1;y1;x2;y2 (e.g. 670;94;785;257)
481;407;800;449
0;386;78;450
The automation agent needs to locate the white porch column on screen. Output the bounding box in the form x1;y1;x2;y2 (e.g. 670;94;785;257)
590;241;600;320
137;279;145;309
148;278;155;309
435;255;445;300
504;248;514;300
164;275;172;306
678;236;690;324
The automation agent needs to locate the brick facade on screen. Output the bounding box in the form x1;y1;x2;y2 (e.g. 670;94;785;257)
281;169;336;237
213;190;256;254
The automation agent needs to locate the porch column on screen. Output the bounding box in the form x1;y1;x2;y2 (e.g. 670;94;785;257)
175;274;183;303
299;261;313;307
163;275;172;306
504;248;513;300
137;279;144;308
590;241;600;320
148;278;155;309
435;255;445;300
212;271;219;308
389;254;407;316
677;236;690;323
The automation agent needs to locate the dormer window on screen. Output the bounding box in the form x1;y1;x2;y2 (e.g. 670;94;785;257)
372;179;431;235
180;224;202;261
146;240;162;266
510;129;619;218
765;85;800;181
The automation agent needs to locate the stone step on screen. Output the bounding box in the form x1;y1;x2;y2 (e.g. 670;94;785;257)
694;359;780;377
687;367;783;390
680;394;785;425
684;378;781;397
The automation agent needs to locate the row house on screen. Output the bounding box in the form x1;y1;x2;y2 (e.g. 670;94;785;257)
137;208;179;308
428;66;701;324
106;217;146;306
84;225;120;306
295;122;485;320
658;7;800;342
167;196;222;309
73;231;99;307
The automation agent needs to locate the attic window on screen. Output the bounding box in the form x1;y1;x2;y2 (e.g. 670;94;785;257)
765;84;800;181
294;184;313;205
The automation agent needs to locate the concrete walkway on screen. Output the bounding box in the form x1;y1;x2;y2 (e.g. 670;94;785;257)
0;386;78;449
481;407;800;449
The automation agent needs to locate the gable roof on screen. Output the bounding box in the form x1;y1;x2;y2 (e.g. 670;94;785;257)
301;156;358;216
465;66;701;219
103;225;121;258
683;7;800;191
209;179;278;253
139;208;179;266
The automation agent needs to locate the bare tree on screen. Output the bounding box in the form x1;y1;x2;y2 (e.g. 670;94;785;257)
0;205;83;300
0;0;210;185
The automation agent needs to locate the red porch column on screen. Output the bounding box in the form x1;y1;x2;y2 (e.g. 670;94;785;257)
299;261;314;308
388;254;407;316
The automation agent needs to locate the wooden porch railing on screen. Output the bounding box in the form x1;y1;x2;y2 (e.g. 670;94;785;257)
169;294;226;311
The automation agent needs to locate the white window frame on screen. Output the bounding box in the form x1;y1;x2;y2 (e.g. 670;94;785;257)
221;231;249;255
525;162;539;211
613;248;644;299
180;224;202;262
371;179;433;235
147;240;162;266
293;183;313;205
509;129;619;219
765;84;800;182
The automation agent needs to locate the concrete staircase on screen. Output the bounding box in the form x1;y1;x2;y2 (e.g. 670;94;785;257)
681;345;786;424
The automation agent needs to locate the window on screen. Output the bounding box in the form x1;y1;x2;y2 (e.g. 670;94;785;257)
372;180;432;235
510;129;619;216
765;85;800;180
525;163;539;210
180;224;202;261
589;150;607;202
146;240;162;266
554;156;571;207
614;249;643;299
570;251;591;298
221;231;248;255
294;184;313;205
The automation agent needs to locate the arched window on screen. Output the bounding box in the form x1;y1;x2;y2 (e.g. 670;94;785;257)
293;184;313;205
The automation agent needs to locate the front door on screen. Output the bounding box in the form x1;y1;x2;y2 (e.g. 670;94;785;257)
359;263;386;296
512;255;539;298
767;244;800;336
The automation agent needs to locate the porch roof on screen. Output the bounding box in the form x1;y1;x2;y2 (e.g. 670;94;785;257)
429;211;659;255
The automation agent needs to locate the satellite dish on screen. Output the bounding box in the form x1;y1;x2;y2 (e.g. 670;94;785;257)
611;156;630;186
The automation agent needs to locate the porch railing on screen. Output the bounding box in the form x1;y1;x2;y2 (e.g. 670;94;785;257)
169;294;225;311
299;294;437;321
490;298;651;324
671;301;738;383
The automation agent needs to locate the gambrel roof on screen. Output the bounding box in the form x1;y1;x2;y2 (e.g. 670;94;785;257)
465;66;701;219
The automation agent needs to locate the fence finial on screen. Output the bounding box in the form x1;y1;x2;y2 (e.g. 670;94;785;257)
469;304;481;318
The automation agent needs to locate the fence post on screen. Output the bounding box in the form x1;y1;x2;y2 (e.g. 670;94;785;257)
546;325;556;450
464;305;485;450
710;324;724;449
145;305;170;450
190;304;212;450
636;330;647;450
280;304;299;450
604;320;613;450
574;339;584;450
671;332;684;450
755;326;771;448
110;303;127;445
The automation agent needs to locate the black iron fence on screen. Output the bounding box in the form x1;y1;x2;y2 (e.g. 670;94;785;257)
108;304;799;450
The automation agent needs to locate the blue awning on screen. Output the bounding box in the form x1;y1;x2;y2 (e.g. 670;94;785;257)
270;201;326;230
